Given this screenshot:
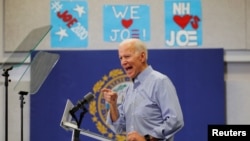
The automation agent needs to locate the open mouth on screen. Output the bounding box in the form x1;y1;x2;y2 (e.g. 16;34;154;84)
125;66;133;71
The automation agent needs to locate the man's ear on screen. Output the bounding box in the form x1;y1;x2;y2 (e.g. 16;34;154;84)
140;52;146;62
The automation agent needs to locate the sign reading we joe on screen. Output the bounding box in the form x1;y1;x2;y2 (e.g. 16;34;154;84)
103;4;150;42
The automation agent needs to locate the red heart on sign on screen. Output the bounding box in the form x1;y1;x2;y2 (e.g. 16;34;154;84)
173;15;192;29
121;19;133;29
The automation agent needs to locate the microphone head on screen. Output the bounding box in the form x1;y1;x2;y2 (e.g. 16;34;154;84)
83;92;95;104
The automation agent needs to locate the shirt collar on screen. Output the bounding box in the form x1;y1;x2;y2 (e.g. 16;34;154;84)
134;65;153;84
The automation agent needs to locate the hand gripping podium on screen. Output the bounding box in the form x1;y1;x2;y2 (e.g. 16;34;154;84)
60;99;113;141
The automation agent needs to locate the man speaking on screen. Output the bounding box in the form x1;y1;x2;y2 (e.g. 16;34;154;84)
102;38;184;141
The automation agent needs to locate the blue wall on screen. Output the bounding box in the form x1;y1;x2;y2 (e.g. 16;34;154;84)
30;49;225;141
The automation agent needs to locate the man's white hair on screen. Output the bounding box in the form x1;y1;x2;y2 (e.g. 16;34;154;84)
119;38;148;60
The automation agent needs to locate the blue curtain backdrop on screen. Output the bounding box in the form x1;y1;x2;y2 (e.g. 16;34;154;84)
30;49;225;141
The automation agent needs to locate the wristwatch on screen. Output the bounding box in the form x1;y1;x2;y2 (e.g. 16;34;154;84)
144;134;150;141
144;135;162;141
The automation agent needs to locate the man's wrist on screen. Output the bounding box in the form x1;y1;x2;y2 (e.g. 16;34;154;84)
144;134;150;141
144;134;161;141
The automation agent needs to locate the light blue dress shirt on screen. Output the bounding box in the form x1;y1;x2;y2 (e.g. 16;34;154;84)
107;66;184;140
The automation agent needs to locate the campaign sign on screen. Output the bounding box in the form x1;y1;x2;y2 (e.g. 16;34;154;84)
165;0;202;47
103;5;150;42
50;0;88;48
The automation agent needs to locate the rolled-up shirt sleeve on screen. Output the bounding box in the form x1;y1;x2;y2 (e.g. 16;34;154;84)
106;105;126;134
152;76;184;139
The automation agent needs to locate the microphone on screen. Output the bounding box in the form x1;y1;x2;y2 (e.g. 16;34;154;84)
70;92;95;114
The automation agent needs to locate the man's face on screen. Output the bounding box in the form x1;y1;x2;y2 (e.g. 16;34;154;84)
118;44;144;79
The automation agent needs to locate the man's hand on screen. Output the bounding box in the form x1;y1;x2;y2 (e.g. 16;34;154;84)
127;131;146;141
101;88;118;105
101;88;119;122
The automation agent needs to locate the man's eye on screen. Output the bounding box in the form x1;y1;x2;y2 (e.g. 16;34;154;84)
124;56;130;59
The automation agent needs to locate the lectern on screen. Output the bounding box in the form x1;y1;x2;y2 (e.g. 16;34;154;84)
60;99;113;141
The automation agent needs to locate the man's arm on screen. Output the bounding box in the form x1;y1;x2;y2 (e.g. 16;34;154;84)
101;88;119;122
109;102;119;122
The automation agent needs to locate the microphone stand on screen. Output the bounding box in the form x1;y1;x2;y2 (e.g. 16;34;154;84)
19;91;28;141
2;66;13;141
70;105;88;141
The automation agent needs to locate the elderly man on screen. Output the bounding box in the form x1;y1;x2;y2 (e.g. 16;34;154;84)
102;38;184;141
